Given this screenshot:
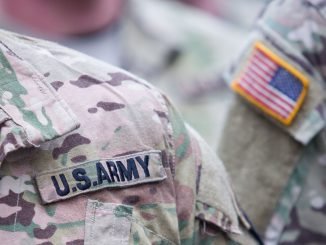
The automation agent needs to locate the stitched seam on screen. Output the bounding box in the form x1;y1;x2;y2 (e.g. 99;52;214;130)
36;150;162;176
26;61;79;130
12;178;22;232
124;214;176;244
0;105;31;147
89;203;96;242
196;200;240;234
40;174;167;191
5;37;79;127
39;175;168;203
0;39;79;144
160;96;177;178
0;41;41;146
155;92;175;177
94;203;176;245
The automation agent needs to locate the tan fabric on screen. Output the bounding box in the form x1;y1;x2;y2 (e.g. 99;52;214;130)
218;96;303;233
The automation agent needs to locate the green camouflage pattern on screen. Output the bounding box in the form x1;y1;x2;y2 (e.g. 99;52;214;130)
219;0;326;244
0;40;79;160
277;137;326;244
264;143;312;244
121;0;249;149
0;29;256;244
257;0;326;244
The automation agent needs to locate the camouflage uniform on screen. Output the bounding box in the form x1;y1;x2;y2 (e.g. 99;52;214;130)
218;0;326;244
0;29;258;244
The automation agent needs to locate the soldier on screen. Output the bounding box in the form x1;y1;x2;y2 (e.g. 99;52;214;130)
0;29;259;244
218;0;326;244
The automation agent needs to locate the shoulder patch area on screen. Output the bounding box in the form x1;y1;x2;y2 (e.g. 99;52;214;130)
231;41;309;126
35;150;167;203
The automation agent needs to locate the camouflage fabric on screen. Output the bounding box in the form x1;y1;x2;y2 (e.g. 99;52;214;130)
0;29;257;244
219;0;326;243
271;135;326;245
120;0;251;149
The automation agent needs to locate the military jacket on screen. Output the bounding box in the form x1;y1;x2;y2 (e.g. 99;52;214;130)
218;0;326;244
0;29;256;244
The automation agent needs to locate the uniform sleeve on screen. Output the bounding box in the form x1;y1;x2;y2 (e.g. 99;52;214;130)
164;96;259;244
217;0;326;236
0;35;79;164
224;0;326;145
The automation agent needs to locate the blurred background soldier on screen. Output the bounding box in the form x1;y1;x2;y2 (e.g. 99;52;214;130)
218;0;326;244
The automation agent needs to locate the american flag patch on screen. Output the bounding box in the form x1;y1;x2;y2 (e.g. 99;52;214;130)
231;42;309;126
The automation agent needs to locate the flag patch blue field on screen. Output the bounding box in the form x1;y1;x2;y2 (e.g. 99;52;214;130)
231;42;309;126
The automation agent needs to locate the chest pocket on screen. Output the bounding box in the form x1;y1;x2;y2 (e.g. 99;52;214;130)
84;200;176;245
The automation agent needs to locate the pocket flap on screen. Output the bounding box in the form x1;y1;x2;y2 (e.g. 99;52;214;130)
191;126;249;235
